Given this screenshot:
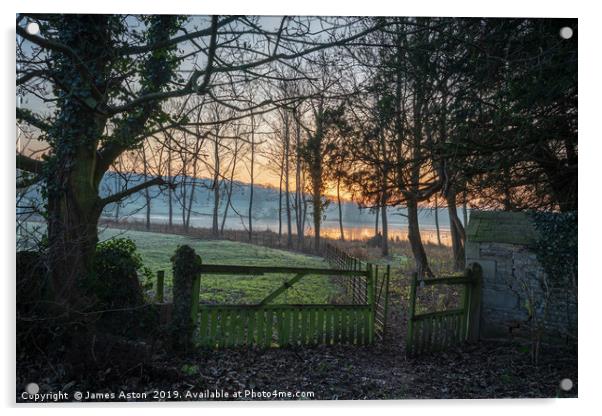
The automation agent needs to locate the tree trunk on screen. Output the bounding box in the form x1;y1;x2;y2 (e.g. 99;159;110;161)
181;154;187;227
299;170;308;249
380;173;389;256
284;114;293;248
47;152;103;306
145;188;151;230
221;142;238;234
43;16;111;304
406;197;432;277
113;172;121;221
301;185;308;246
447;187;466;271
142;149;151;231
278;161;283;240
462;192;469;227
167;136;173;229
185;139;200;231
312;186;321;252
185;176;196;231
381;203;389;256
374;206;380;236
212;134;220;236
248;116;255;242
337;177;345;241
434;195;442;246
295;117;304;247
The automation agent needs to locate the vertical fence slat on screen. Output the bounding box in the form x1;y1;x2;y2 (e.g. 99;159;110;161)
441;315;448;349
415;320;421;355
265;309;274;348
209;309;218;348
308;308;316;345
282;309;291;346
354;308;360;345
333;308;341;344
323;309;331;345
247;309;256;346
341;309;349;344
199;308;209;346
300;309;308;345
217;309;227;349
257;308;266;347
432;316;439;352
351;309;360;345
454;314;461;345
316;308;325;344
329;308;337;345
227;309;235;348
237;309;246;346
421;318;428;354
291;308;299;346
436;316;443;351
349;309;356;344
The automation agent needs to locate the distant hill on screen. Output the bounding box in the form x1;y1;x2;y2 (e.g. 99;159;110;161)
18;171;461;233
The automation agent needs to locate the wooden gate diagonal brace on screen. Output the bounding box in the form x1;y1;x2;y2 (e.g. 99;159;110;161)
259;272;307;306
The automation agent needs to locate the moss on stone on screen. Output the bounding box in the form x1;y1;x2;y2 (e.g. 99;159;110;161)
466;211;537;246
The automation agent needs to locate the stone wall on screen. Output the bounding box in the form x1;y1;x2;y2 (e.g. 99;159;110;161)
466;239;577;341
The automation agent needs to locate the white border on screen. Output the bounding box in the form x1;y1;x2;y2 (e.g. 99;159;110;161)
3;1;599;415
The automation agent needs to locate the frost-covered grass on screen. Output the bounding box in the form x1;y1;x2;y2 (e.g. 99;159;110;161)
100;227;339;305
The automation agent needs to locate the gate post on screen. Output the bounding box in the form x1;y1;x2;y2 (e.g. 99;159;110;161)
170;245;203;351
190;260;202;326
467;263;483;343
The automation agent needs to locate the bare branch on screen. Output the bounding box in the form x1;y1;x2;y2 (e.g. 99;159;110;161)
17;108;51;132
99;176;173;207
16;153;45;174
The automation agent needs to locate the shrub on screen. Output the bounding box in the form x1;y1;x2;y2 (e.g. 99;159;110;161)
89;238;152;308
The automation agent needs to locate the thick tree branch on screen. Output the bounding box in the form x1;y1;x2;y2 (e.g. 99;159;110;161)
99;177;173;207
17;69;51;86
17;108;51;132
117;16;238;56
16;153;45;174
17;24;79;59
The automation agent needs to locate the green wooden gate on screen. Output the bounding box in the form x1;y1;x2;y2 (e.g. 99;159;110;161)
196;304;373;348
190;264;377;348
406;263;482;356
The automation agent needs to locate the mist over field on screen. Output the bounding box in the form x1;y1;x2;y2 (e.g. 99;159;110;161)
19;171;460;241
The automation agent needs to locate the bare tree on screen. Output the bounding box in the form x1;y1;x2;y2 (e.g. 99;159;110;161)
16;14;382;303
